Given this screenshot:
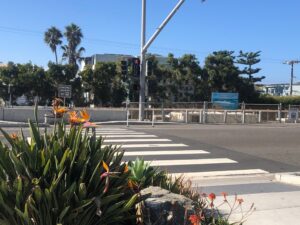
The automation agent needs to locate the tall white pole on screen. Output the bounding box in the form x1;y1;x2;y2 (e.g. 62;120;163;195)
139;0;190;121
139;0;146;121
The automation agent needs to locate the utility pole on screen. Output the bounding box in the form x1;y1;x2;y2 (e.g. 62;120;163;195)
283;60;300;96
139;0;188;121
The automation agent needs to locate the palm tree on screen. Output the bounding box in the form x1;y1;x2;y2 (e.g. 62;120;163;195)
44;27;63;64
62;23;85;66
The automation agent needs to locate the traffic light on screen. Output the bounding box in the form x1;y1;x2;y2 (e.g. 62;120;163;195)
132;58;140;77
121;60;128;76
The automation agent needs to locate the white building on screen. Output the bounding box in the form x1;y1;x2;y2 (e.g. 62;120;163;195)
79;54;135;71
261;83;300;96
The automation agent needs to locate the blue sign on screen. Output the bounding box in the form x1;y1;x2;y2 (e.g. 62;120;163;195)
211;92;239;110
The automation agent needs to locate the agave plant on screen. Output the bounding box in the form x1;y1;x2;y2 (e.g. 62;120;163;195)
0;115;138;225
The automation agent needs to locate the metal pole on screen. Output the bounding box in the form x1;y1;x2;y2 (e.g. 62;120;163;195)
142;0;186;52
139;0;188;121
185;109;188;124
278;103;282;123
139;0;147;121
152;109;155;127
8;84;12;107
126;106;129;127
290;63;294;96
283;60;299;96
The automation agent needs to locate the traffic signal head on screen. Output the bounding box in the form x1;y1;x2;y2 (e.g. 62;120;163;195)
132;58;140;77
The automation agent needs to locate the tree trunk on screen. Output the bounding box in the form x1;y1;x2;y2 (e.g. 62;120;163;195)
55;48;58;65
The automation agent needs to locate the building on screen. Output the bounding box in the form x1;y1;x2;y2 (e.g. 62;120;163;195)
261;83;300;96
79;54;135;71
79;53;169;71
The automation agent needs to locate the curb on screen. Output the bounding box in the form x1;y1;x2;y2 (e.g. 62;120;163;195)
0;122;50;128
275;172;300;186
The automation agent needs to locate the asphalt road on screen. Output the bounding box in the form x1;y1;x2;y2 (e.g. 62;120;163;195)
129;123;300;169
1;123;300;175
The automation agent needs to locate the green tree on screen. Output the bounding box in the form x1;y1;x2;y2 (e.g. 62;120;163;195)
111;74;127;107
62;23;85;66
166;54;204;102
46;63;83;105
44;26;63;64
237;50;265;82
81;62;121;106
0;62;53;105
204;51;240;93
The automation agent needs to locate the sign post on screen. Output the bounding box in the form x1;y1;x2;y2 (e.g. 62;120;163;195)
288;108;299;123
58;85;72;106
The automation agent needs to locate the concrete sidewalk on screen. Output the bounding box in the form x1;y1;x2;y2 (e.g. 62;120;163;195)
193;174;300;225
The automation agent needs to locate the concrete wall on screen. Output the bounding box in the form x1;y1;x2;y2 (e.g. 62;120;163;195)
0;107;127;123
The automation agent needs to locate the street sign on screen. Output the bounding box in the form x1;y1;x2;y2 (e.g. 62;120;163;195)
288;108;299;122
58;85;72;99
211;92;239;110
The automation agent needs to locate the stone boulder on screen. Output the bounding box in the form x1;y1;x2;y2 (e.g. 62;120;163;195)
140;186;195;225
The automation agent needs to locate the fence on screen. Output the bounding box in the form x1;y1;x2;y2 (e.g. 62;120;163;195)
124;102;296;125
0;102;298;125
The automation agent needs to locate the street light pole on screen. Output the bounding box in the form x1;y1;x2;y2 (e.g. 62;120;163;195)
139;0;188;121
139;0;146;121
283;60;300;96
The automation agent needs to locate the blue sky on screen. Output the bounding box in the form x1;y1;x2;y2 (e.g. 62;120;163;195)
0;0;300;84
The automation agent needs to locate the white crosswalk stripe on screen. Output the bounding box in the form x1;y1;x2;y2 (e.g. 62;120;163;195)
123;150;209;156
70;131;142;134
67;127;269;178
99;135;157;138
170;169;269;179
147;158;237;166
104;139;171;143
103;143;188;148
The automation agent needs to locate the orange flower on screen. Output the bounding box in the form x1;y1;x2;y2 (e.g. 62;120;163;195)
68;111;78;123
101;161;110;194
80;109;90;122
189;214;204;225
237;198;244;204
10;133;18;140
53;107;68;118
52;98;63;108
128;179;139;191
68;110;91;125
124;164;129;173
208;193;216;201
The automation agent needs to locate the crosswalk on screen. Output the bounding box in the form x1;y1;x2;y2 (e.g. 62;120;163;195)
75;127;270;180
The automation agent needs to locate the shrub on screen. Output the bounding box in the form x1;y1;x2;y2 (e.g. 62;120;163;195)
258;95;300;107
0;122;137;225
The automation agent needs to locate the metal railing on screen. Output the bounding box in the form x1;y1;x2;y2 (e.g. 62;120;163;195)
123;101;297;125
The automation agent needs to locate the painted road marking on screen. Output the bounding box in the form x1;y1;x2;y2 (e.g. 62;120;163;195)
93;132;145;134
147;158;237;166
104;139;171;143
103;143;188;148
123;150;210;156
97;134;156;138
171;169;269;178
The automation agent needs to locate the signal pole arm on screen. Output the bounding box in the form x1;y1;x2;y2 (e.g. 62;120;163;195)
139;0;187;121
142;0;186;54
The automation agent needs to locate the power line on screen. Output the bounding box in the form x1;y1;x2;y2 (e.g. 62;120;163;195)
0;25;291;64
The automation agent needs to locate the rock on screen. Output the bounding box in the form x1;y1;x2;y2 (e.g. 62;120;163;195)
140;186;195;225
